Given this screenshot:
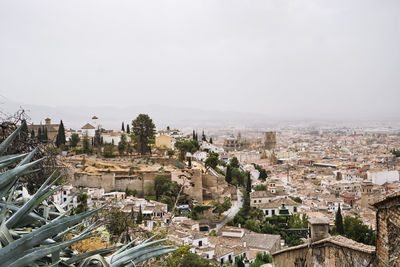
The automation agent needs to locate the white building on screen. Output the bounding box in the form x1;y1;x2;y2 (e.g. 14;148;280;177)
367;170;399;185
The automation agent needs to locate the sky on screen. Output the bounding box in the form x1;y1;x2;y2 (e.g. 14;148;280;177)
0;0;399;121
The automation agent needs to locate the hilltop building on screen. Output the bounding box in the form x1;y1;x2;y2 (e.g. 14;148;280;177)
28;118;60;142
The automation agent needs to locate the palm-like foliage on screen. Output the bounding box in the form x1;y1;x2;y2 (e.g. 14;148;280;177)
0;122;175;267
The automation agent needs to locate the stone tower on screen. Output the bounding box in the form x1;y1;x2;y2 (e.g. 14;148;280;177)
265;131;276;150
361;180;373;209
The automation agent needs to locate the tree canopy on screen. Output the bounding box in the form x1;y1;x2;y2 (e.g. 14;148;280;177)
131;114;156;155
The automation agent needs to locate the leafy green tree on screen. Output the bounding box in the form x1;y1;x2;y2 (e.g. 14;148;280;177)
74;193;88;214
251;252;272;267
335;205;344;235
175;140;199;161
154;175;170;200
70;133;80;148
343;216;376;245
205;152;219;170
225;165;232;183
82;136;91;154
289;196;302;204
131;114;156;155
106;208;135;237
164;246;213;267
55;120;66;148
231;167;245;186
254;184;267;191
118;134;128;155
230;157;240;168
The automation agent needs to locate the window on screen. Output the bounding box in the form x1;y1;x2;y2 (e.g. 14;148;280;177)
294;207;297;212
199;240;202;247
265;210;269;215
259;200;261;203
272;210;275;215
254;200;257;203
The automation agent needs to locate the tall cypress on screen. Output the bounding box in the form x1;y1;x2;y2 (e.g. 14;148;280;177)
56;120;66;147
246;172;252;193
44;127;48;142
225;165;232;184
122;122;125;132
335;204;344;235
126;124;130;133
38;127;42;141
209;137;213;144
137;205;143;224
192;130;196;140
31;129;35;138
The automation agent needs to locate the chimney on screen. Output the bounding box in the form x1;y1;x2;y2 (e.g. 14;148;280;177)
308;217;330;243
45;118;51;125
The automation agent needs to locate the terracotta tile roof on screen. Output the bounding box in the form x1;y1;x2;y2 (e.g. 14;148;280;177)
258;197;299;209
242;233;280;251
81;123;95;129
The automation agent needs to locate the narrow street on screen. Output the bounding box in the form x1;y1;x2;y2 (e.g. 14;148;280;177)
215;187;243;232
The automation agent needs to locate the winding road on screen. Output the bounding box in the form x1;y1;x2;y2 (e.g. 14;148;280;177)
215;187;243;232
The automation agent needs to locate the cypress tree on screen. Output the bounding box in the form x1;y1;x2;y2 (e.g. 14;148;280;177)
44;127;48;142
21;120;29;134
38;127;42;141
126;124;130;133
335;204;344;235
56;120;66;147
188;157;192;167
202;130;206;141
225;165;232;184
137;205;143;224
122;122;125;132
246;172;252;193
192;130;196;140
31;129;35;138
209;137;213;144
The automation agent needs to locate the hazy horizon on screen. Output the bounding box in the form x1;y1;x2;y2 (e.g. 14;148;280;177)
1;0;400;122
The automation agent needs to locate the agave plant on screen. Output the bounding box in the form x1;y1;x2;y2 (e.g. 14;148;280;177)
0;122;176;267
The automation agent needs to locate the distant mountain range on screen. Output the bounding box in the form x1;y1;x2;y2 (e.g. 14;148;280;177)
1;100;277;130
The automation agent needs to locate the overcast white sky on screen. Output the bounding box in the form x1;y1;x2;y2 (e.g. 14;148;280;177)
0;0;399;120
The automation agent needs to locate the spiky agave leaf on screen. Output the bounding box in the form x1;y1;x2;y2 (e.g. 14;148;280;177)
64;246;120;265
78;255;109;267
0;206;102;259
0;153;28;170
7;180;63;228
1;234;92;267
0;153;28;164
111;245;175;267
111;238;168;263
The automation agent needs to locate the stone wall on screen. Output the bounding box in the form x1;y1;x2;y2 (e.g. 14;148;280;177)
72;171;171;195
273;242;375;267
374;195;400;267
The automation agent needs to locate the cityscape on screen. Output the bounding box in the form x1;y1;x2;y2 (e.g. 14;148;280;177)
0;1;399;267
